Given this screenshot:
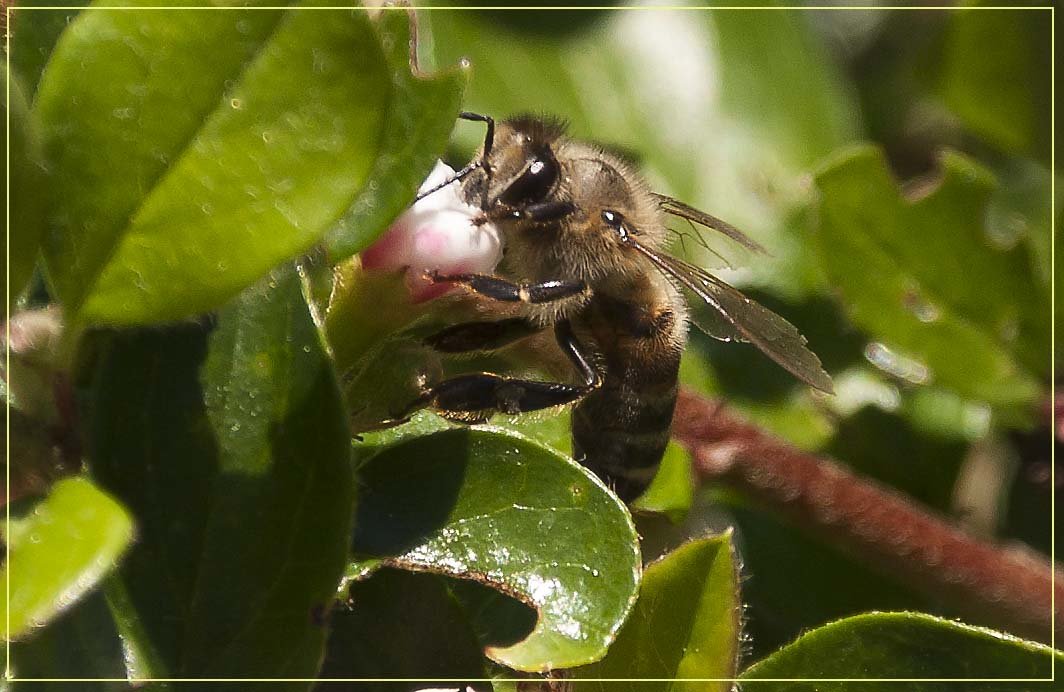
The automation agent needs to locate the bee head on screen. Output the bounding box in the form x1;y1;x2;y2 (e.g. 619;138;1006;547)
462;116;567;212
457;114;667;271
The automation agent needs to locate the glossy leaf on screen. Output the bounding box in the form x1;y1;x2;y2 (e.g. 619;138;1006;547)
741;612;1057;686
87;266;354;680
1;476;133;640
36;4;391;324
4;69;49;304
575;534;740;689
351;427;641;672
323;10;469;260
814;145;1043;415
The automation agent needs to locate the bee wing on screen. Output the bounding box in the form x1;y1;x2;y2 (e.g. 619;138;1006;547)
652;193;768;256
629;238;834;394
685;300;746;343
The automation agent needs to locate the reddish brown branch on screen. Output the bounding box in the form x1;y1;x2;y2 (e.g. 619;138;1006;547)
672;388;1062;644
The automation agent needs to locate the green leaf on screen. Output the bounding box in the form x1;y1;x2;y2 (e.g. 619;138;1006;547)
4;69;49;305
1;476;133;640
814;145;1042;416
323;10;468;260
321;569;490;687
940;5;1051;158
36;4;392;324
10;591;126;687
86;265;354;680
741;612;1057;686
351;427;641;672
575;534;740;689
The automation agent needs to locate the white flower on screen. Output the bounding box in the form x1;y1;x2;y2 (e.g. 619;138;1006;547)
362;160;502;302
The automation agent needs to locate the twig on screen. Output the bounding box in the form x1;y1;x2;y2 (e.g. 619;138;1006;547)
672;388;1061;644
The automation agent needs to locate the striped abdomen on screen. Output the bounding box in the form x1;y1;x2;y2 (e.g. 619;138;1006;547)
571;291;684;501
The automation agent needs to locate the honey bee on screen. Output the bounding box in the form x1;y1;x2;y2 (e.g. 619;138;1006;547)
403;113;833;501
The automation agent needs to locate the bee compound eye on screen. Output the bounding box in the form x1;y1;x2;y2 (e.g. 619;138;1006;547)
601;210;632;242
499;150;559;206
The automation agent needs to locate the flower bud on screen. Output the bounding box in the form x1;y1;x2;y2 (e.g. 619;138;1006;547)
362;161;502;302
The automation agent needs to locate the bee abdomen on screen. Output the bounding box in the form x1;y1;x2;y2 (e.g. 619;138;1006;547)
571;373;679;502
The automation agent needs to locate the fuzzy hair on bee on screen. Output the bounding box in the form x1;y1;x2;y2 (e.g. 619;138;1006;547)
400;112;832;501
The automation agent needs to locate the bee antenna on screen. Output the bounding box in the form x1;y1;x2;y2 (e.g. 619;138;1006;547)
460;111;496;157
459;112;497;208
412;111;499;206
414;159;483;202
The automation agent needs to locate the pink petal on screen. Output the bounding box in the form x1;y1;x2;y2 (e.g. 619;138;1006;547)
361;224;409;271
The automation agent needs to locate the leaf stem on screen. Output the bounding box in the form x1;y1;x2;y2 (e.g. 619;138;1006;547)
672;388;1061;644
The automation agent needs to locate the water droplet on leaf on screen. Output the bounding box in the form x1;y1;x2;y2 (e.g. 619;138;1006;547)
863;342;931;385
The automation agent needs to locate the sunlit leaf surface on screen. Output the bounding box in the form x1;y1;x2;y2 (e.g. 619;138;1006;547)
742;612;1056;686
37;5;391;323
576;534;740;689
1;477;133;640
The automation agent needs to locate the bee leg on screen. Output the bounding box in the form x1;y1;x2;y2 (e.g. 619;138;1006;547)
523;200;576;222
484;200;575;223
401;320;601;421
402;374;588;421
554;319;601;388
425;317;542;353
428;272;587;305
